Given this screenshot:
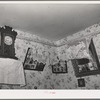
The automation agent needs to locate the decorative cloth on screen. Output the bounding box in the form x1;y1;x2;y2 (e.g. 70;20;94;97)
0;58;25;86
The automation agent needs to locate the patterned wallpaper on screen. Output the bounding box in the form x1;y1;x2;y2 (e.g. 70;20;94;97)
1;23;100;89
56;35;100;89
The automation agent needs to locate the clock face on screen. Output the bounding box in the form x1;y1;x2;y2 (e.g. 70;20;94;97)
4;36;13;45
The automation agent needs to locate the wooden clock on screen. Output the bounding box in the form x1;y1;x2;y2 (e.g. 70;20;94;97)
0;25;18;60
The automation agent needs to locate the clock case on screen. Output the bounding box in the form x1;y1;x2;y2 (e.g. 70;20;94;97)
0;26;18;60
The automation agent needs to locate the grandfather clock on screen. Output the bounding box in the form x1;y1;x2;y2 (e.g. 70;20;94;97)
0;25;18;60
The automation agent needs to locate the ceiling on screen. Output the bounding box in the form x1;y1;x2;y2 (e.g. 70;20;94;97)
0;4;100;41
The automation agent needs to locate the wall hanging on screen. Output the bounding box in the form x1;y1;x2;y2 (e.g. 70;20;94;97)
52;60;67;73
89;38;100;69
0;25;17;60
0;58;25;86
78;78;85;87
23;48;45;71
71;38;100;77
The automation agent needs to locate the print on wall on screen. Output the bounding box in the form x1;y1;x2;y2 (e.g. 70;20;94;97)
78;78;85;87
71;38;100;77
52;60;68;73
23;47;45;71
89;38;100;70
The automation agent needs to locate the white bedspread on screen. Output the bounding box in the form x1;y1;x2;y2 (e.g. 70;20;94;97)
0;58;25;86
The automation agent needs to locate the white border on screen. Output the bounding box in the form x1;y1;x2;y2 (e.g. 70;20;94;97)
0;90;100;99
0;1;100;4
0;1;100;99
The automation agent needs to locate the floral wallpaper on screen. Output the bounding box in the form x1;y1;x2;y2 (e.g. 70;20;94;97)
1;23;100;89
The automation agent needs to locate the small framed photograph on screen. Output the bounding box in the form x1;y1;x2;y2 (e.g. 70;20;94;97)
23;48;45;71
78;78;85;87
52;60;68;74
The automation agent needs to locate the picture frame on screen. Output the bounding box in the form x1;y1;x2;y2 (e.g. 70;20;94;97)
52;60;68;74
23;47;45;71
78;78;85;87
0;32;1;46
71;38;100;77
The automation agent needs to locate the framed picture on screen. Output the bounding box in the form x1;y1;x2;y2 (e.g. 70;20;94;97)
71;38;100;77
78;78;85;87
52;60;67;74
23;47;45;71
0;32;1;46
